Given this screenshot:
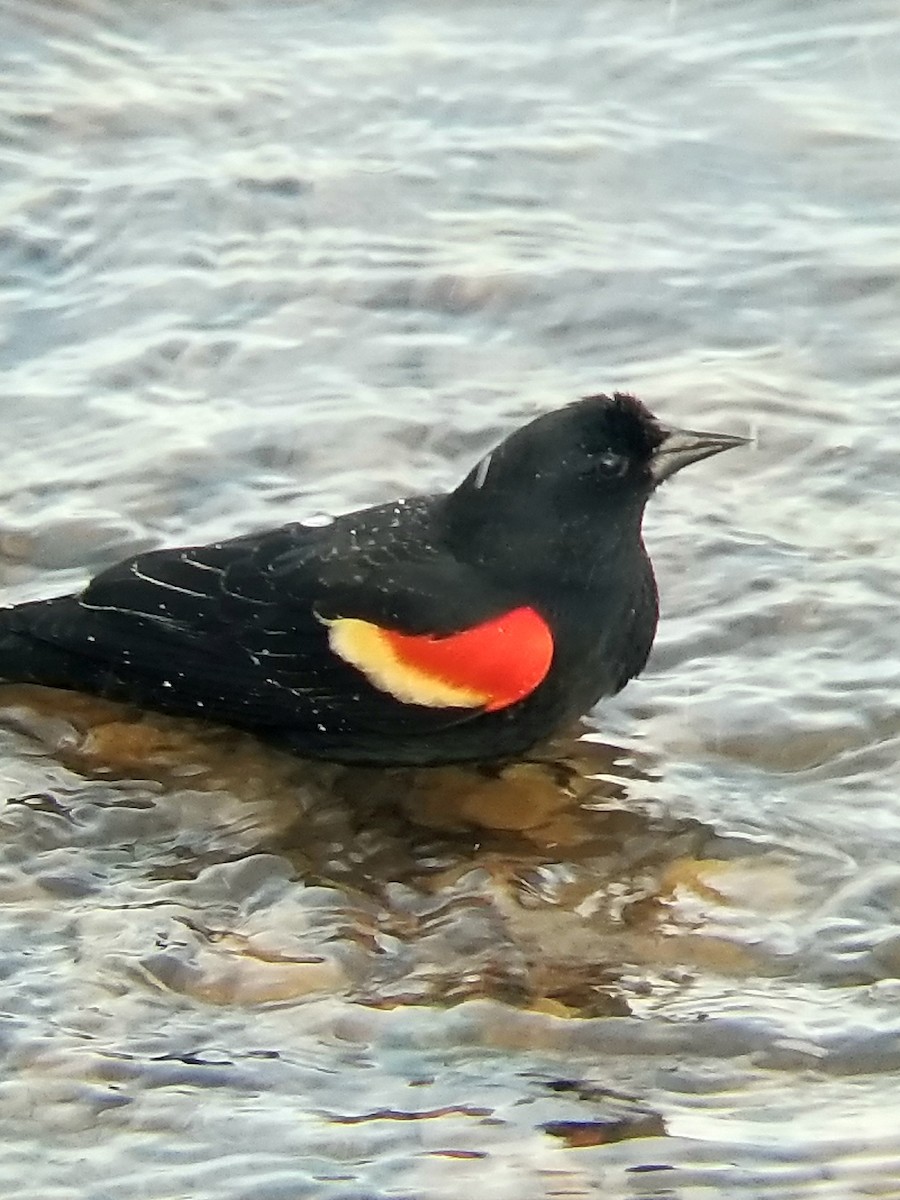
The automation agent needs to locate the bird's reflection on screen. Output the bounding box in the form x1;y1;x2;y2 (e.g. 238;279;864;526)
2;684;771;1014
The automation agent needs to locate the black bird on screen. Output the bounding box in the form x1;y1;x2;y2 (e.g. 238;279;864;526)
0;394;745;765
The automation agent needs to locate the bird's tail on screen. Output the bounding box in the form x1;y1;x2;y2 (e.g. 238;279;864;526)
0;600;95;693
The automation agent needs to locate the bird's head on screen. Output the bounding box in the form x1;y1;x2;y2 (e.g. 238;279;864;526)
444;393;746;585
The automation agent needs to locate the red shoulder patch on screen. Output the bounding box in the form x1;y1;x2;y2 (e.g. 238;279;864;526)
325;606;554;711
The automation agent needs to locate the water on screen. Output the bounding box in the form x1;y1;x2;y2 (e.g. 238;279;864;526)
2;0;900;1195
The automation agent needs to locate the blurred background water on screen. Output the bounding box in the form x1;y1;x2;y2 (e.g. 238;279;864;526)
2;0;900;1196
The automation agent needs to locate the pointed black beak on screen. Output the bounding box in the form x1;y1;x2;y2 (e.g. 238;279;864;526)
650;424;750;485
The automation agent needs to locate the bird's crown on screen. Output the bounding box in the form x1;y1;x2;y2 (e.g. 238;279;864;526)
576;392;667;460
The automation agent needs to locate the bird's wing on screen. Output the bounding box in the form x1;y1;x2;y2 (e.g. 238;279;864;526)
11;524;554;735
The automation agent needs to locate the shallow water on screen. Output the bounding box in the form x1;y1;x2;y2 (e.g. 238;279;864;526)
2;0;900;1196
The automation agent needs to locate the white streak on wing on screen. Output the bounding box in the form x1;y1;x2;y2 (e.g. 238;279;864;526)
181;551;226;576
79;600;138;615
78;598;181;625
130;560;208;598
472;452;492;490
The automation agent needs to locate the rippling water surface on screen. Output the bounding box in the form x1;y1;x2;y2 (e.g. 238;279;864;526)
3;0;900;1196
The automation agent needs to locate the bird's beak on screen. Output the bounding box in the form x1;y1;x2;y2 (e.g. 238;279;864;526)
650;424;750;485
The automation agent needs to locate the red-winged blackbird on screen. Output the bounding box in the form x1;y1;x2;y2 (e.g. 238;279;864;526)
0;394;745;765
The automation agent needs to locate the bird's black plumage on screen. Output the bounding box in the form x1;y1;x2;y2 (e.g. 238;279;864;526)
0;394;745;764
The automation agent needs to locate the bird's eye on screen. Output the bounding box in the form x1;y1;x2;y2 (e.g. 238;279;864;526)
594;450;628;478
